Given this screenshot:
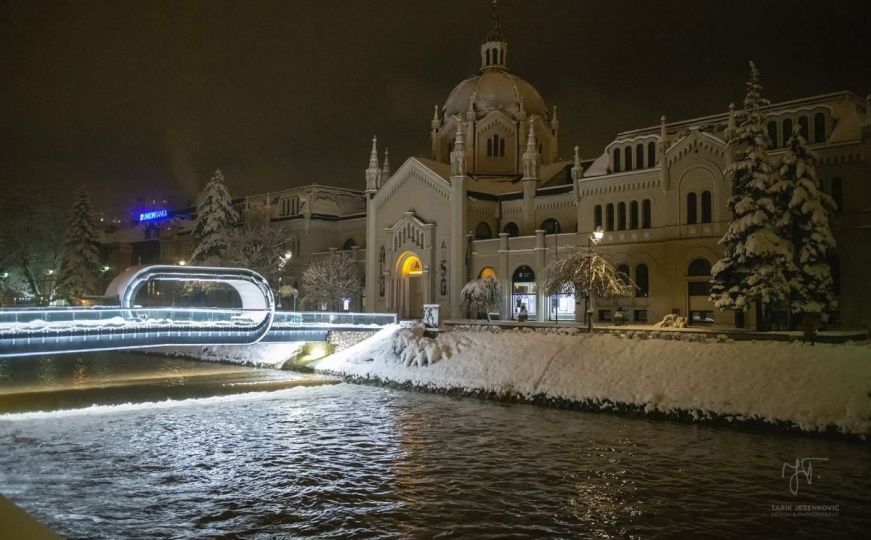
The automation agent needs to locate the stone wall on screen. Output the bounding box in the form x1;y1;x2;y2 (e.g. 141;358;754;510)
327;330;379;352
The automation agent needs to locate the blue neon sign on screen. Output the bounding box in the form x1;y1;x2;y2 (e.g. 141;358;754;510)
138;209;169;222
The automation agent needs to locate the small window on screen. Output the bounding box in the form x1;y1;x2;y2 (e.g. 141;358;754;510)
689;311;714;324
342;238;357;250
613;148;621;173
767;121;779;148
636;143;644;169
617;264;630;285
474;221;493;240
687;192;698;224
642;199;651;229
647;142;656;167
783;118;794;141
635;264;649;297
629;201;639;230
701;191;712;223
503;222;519;237
499;137;505;157
594;205;603;229
598;310;612;322
606;204;615;231
634;310;648;322
625;146;633;171
813;112;826;143
487;138;493;157
617;202;626;230
540;218;561;235
830;177;843;211
798;116;809;140
688;281;710;296
830;254;841;295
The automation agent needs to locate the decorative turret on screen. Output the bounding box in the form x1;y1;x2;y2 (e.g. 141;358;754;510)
551;105;559;132
365;136;381;195
727;102;736;137
450;122;466;177
571;145;583;200
381;148;391;182
480;0;508;70
431;105;440;131
522;118;539;180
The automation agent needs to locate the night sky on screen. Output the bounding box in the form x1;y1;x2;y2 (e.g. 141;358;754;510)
2;0;870;215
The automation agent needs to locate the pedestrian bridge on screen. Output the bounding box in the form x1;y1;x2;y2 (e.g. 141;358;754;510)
0;265;396;358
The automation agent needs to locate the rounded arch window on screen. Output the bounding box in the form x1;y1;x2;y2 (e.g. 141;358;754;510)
635;264;649;297
512;265;535;283
401;255;423;277
479;267;496;279
687;258;711;276
540;218;561;235
474;221;493;240
503;222;519;237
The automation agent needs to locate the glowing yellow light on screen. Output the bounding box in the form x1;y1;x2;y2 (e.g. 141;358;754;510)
401;255;423;277
479;267;496;279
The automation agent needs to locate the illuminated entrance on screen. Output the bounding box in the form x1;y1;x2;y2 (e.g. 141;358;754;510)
397;252;425;319
512;265;536;320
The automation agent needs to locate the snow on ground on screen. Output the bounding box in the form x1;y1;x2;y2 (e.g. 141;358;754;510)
315;324;871;436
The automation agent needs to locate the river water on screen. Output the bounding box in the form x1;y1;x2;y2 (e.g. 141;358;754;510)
1;353;869;538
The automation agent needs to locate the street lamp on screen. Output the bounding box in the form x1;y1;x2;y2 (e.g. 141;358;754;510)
178;260;186;266
277;250;293;310
587;226;604;332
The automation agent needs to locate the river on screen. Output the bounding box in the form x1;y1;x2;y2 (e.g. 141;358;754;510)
1;352;869;538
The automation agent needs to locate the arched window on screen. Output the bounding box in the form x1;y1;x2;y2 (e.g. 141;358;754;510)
687;192;698;224
617;202;626;230
499;137;505;157
687;258;712;276
798;116;809;140
540;218;561;235
617;264;630;285
612;148;621;173
701;191;712;223
625;146;633;171
474;221;493;240
594;205;603;229
635;143;644;169
783;118;794;141
605;203;615;231
629;201;639;229
829;254;841;295
342;238;357;250
486;48;492;66
813;112;826;143
635;264;649;297
503;222;519;237
487;138;493;157
642;199;651;229
767;121;779;148
647;141;656;167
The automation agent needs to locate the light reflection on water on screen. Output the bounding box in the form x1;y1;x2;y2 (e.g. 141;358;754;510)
0;354;870;538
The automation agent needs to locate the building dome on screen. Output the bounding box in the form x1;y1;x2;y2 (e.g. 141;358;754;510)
442;68;548;122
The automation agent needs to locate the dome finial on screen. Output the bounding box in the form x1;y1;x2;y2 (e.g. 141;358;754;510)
488;0;502;42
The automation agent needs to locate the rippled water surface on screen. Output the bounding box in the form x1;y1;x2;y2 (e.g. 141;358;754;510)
1;354;870;538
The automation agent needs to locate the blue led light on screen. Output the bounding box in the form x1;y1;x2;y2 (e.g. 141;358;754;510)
138;209;169;222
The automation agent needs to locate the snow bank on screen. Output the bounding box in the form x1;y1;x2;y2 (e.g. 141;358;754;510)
315;324;871;436
156;343;304;369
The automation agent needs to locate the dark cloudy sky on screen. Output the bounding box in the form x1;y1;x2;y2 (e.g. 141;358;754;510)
2;0;870;216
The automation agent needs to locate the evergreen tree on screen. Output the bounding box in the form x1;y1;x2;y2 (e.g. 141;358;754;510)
774;128;837;322
710;62;793;326
56;186;101;303
191;169;239;265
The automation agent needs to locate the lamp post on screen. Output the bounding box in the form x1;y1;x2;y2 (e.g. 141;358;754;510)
277;250;292;310
587;226;604;332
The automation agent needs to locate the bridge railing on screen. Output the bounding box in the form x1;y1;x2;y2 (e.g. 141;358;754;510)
272;311;397;328
0;307;271;336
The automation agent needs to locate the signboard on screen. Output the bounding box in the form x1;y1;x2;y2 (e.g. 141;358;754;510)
423;304;439;329
138;209;169;222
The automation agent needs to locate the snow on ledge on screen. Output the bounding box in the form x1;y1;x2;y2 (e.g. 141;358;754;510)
315;325;871;436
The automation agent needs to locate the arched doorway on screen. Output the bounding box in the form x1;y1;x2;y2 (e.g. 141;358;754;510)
512;265;536;320
396;252;425;319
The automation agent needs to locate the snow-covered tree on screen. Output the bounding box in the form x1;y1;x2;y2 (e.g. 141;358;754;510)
710;62;793;327
460;276;503;320
774;128;837;322
300;251;362;311
191;169;239;265
56;186;101;303
542;248;635;300
224;221;294;290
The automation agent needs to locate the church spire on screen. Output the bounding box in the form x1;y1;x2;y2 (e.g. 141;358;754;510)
365;136;381;194
450;122;466;177
480;0;507;70
522;118;539;180
381;148;391;181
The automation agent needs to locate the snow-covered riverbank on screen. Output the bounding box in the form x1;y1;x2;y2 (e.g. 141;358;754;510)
314;324;871;437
